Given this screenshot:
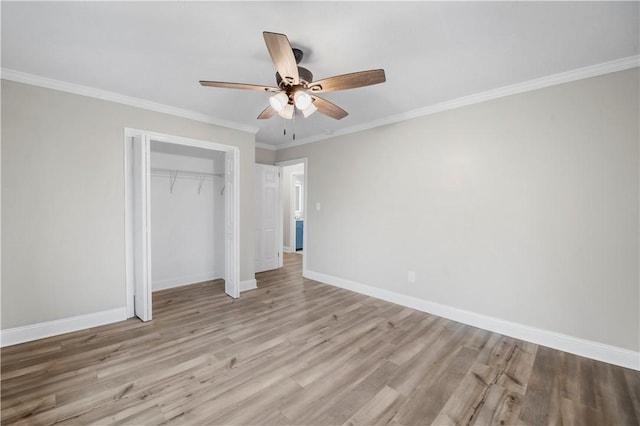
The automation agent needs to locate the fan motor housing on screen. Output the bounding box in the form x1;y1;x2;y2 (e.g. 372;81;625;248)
276;66;314;89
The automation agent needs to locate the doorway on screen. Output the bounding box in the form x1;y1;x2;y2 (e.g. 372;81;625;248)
124;129;240;322
277;158;307;273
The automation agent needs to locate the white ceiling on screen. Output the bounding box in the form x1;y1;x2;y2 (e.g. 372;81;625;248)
2;2;638;148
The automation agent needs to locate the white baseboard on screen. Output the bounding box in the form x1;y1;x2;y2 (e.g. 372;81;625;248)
303;269;639;371
152;271;222;292
0;307;128;348
283;246;293;253
240;279;258;292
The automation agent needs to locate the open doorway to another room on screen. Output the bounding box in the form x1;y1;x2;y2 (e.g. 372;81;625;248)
278;159;307;270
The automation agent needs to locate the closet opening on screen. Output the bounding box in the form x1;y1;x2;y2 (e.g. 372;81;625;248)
149;142;225;293
124;129;239;322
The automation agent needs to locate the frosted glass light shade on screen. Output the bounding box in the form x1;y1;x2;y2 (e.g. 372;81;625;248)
294;91;312;110
269;92;288;112
278;103;294;119
301;102;317;117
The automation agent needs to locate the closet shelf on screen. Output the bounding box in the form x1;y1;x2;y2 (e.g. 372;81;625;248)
150;168;224;179
151;168;224;194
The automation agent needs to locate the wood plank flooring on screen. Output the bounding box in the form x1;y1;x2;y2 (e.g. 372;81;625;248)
2;253;638;425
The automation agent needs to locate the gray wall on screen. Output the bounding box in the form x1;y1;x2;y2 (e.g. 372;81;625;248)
255;147;276;165
1;79;256;329
277;68;639;352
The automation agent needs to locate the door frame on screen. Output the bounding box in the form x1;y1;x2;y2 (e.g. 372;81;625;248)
276;158;308;273
124;128;240;319
290;171;304;251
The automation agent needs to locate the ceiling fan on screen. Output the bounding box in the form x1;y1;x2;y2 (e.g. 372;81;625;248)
200;31;386;121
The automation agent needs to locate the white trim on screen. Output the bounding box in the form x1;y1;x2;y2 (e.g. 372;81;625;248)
1;68;259;135
152;272;223;292
5;57;637;152
255;142;276;151
290;172;304;252
124;128;241;317
283;246;293;253
273;55;640;150
240;279;258;292
0;308;127;347
276;158;308;274
124;133;135;318
303;269;640;371
278;165;284;269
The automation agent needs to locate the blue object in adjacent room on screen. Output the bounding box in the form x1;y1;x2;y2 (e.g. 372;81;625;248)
296;220;304;250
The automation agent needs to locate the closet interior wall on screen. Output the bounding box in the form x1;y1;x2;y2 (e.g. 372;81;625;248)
150;141;225;291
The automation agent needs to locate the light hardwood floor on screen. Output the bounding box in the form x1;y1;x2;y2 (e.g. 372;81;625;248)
2;253;638;425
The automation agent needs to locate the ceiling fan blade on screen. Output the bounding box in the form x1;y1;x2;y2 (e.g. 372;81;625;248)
312;95;348;120
199;81;279;92
308;69;386;93
257;105;277;119
263;31;300;85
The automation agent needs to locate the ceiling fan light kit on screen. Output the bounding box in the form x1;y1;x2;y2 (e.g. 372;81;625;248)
301;102;317;118
269;92;289;112
200;31;387;129
269;88;315;119
281;103;294;120
293;91;312;110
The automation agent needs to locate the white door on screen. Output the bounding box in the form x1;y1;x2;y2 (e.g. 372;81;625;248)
255;164;281;273
132;134;152;321
224;150;240;298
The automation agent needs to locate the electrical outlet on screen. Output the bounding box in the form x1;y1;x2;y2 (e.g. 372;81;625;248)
408;271;416;283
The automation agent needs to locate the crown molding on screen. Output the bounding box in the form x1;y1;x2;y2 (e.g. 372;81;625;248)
273;55;640;151
4;55;637;151
0;68;260;135
255;142;277;151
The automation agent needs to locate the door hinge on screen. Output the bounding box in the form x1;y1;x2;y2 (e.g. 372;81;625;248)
277;252;280;258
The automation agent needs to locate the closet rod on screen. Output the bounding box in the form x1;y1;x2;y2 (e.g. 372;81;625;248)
150;167;224;179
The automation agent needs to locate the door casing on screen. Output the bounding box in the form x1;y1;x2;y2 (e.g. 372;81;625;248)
276;158;308;273
124;128;240;320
